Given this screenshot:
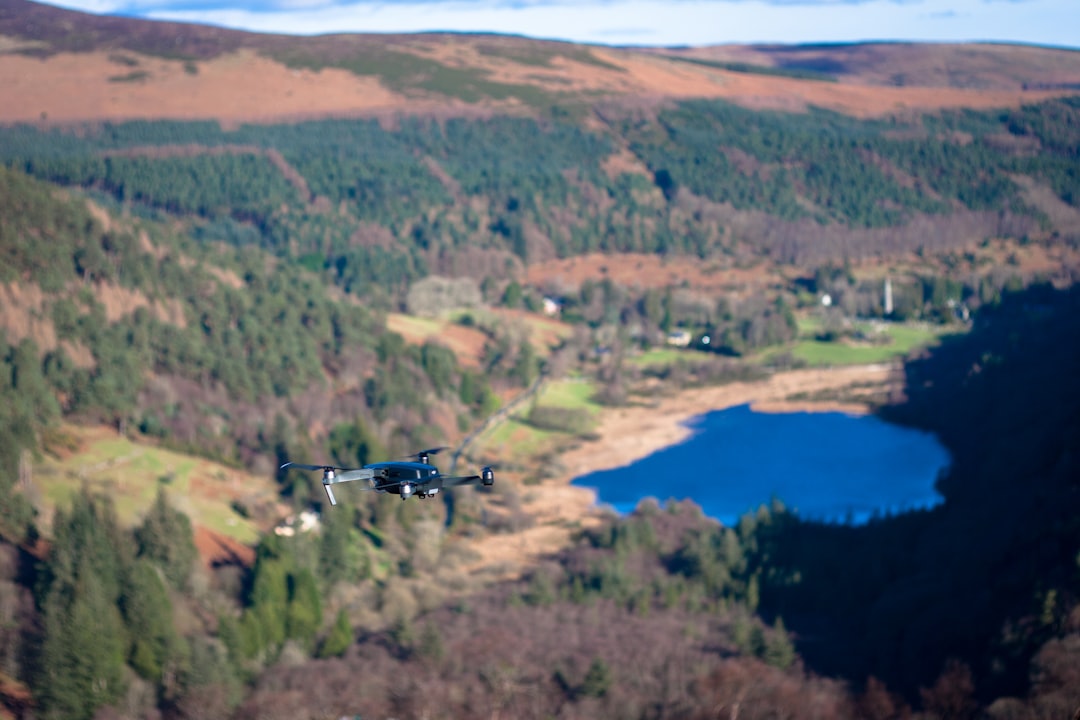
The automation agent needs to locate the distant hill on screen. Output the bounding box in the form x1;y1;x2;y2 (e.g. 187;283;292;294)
2;0;1079;332
650;42;1080;92
2;0;1080;125
1;5;1079;719
2;0;1079;509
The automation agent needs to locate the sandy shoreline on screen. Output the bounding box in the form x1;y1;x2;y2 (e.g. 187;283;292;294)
555;364;898;485
468;363;900;576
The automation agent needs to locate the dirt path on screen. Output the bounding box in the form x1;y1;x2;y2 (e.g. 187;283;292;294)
465;363;900;578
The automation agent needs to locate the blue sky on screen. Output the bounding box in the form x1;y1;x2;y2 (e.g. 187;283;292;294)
36;0;1080;48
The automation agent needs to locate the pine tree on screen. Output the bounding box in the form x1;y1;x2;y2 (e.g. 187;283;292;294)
416;621;445;664
43;487;131;606
38;569;127;720
580;658;612;698
135;488;197;590
317;609;353;659
121;559;177;681
764;616;796;670
11;339;59;426
286;568;322;650
511;339;538;387
244;554;290;657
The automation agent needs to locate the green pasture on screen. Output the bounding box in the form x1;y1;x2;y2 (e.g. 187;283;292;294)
478;417;558;458
628;346;716;367
474;376;601;459
535;376;602;412
778;320;949;366
34;427;270;543
388;313;444;338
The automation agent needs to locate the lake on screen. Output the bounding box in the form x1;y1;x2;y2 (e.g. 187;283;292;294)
572;404;951;525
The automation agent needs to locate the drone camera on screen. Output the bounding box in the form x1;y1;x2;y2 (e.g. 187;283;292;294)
482;466;494;487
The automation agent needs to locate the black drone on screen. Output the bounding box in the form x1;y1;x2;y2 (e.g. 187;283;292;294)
280;447;494;506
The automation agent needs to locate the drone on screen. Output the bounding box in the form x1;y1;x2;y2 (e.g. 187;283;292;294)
280;447;494;506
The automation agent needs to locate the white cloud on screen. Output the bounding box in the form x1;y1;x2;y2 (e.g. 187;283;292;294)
37;0;1080;48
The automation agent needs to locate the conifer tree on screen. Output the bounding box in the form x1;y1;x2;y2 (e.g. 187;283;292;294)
43;487;131;606
580;658;612;698
135;487;197;590
11;339;59;426
764;617;797;670
286;567;322;650
416;620;445;664
38;569;127;720
319;505;363;586
121;559;177;681
318;609;353;659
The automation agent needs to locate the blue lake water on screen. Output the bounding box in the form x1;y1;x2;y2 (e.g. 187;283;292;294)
572;404;951;526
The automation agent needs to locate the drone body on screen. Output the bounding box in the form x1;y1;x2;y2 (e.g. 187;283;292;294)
281;448;494;506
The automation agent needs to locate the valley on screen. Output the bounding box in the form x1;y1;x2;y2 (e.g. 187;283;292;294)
0;0;1078;717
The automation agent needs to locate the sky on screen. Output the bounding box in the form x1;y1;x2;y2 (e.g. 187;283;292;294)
34;0;1080;49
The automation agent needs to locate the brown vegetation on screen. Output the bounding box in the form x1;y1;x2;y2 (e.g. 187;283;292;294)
656;42;1080;91
0;49;410;126
464;364;898;578
235;556;850;720
386;313;489;369
193;525;255;568
95;281;186;325
524;252;780;295
1;1;1077;127
0;282;56;353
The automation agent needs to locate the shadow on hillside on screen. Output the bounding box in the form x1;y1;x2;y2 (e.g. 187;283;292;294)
757;283;1080;701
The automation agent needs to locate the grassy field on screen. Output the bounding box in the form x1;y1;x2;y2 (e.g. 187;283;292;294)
623;320;947;368
474;376;601;459
387;313;443;337
778;318;951;366
628;346;716;367
32;425;278;543
535;376;602;412
388;308;574;368
481;308;576;353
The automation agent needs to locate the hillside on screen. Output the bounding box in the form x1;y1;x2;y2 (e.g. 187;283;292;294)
2;0;1080;296
651;42;1080;92
0;3;1079;718
0;163;512;526
2;0;1080;125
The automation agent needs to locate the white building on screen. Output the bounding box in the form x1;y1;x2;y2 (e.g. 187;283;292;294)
666;329;692;347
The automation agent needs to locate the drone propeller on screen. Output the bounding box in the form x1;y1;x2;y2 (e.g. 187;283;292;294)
280;462;353;473
403;446;449;464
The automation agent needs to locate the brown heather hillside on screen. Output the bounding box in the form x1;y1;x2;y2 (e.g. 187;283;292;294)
1;0;1079;125
652;42;1080;91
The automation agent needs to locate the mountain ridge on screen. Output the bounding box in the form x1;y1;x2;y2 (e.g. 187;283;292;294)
4;0;1080;125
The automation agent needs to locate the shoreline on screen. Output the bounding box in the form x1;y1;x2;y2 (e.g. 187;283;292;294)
467;363;901;577
555;364;899;486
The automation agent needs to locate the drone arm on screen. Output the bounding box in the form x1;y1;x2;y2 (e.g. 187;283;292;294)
328;468;377;485
440;468;494;488
322;468;377;506
440;474;480;488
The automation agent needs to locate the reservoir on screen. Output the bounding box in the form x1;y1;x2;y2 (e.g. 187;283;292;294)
572;404;951;526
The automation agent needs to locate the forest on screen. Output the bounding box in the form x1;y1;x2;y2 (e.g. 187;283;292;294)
1;283;1076;720
0;86;1078;719
1;96;1078;290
